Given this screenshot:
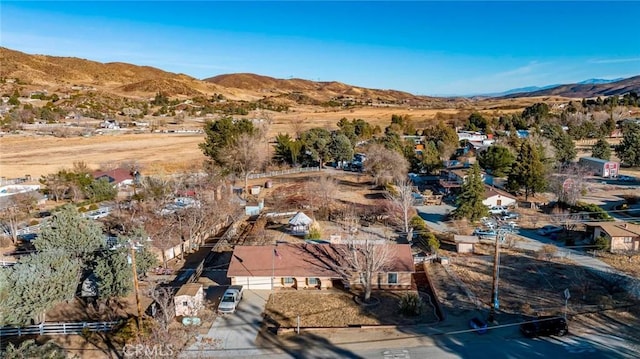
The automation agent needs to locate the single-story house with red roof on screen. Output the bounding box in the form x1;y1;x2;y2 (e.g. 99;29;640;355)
227;243;414;290
92;168;136;187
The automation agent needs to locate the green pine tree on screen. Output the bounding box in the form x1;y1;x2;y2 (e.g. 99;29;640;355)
507;141;547;201
453;163;488;222
591;138;611;160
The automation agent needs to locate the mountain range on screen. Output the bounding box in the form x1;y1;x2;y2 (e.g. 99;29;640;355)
1;47;638;101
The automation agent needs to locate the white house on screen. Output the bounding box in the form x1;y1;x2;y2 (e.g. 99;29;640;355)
482;186;517;208
174;283;204;317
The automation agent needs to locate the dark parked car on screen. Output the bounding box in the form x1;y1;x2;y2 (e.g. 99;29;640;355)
520;316;568;337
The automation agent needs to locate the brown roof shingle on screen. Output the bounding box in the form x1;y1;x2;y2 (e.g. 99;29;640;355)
586;222;640;238
227;243;414;278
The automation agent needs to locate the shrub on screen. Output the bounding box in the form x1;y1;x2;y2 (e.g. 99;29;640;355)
399;292;423;316
88;203;99;211
410;216;427;231
78;206;87;213
537;244;558;261
29;219;39;226
305;227;322;240
594;235;610;251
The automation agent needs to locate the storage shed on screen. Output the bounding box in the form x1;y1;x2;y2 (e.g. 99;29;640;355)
454;235;480;253
174;283;204;317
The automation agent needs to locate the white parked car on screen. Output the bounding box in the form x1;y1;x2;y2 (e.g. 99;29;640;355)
537;225;563;236
488;206;507;215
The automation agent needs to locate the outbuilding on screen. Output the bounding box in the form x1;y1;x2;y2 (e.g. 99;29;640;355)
578;157;619;178
174;283;204;317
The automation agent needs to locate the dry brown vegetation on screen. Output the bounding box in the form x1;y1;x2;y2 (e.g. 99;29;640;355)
596;253;640;278
264;290;438;328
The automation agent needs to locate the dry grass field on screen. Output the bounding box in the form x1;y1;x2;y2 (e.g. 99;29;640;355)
0;96;573;181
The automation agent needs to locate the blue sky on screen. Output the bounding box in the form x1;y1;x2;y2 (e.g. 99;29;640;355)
2;1;639;96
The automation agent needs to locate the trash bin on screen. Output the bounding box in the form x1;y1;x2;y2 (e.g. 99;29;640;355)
265;180;273;188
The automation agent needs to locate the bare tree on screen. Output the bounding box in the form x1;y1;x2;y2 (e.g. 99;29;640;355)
385;179;416;238
305;175;338;220
332;237;393;302
548;163;590;206
0;193;37;245
363;143;409;186
223;132;269;198
145;285;175;333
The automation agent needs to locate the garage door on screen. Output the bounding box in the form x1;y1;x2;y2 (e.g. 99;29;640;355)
235;277;272;290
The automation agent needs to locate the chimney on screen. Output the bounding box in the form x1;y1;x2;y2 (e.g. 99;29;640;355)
624;223;628;229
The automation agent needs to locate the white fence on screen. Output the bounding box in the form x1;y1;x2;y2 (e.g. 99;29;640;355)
247;166;320;179
0;321;119;337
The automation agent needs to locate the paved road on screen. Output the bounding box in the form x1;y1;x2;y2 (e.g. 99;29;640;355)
182;289;271;358
209;324;638;359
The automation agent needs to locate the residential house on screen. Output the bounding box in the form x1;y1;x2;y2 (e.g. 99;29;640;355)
584;222;640;252
92;168;136;188
174;283;204;317
227;243;414;290
483;185;517;208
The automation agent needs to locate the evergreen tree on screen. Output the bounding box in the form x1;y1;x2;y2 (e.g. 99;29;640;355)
34;205;104;263
507;141;547;200
591;138;611;160
478;145;515;177
615;123;640;167
452;163;488;222
418;141;442;174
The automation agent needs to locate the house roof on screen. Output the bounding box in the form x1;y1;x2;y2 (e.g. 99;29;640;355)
92;168;133;184
289;211;313;226
454;235;480;243
585;222;640;238
227;243;414;278
175;283;202;297
484;185;516;200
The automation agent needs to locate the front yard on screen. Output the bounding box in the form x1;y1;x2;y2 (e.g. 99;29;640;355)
264;290;439;328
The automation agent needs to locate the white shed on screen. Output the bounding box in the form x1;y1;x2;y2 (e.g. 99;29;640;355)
482;186;517;208
454;235;480;253
174;283;204;317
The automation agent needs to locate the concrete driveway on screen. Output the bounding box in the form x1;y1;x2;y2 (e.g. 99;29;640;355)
184;289;272;358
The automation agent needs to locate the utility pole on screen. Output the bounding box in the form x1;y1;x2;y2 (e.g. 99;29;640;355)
130;245;144;334
488;229;506;323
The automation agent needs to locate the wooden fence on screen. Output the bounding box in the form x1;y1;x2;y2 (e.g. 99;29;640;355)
247;166;320;179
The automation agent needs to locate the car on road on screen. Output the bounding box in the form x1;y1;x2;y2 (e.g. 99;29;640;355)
619;175;635;182
537;225;563;236
520;316;568;337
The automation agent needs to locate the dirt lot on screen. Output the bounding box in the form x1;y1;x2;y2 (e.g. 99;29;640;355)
596;252;640;278
264;290;439;328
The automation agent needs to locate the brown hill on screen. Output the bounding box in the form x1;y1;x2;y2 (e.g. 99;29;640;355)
204;73;430;103
0;47;235;98
505;76;640;99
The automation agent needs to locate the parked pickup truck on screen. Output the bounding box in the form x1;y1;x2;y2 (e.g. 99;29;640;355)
217;285;244;314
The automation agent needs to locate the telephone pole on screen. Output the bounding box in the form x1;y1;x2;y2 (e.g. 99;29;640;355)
488;229;507;323
130;245;144;334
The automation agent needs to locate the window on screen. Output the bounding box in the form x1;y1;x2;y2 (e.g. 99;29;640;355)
283;277;294;284
182;301;188;307
387;273;398;284
308;277;318;285
624;238;633;243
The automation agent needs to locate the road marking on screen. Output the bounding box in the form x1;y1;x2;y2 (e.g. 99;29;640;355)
383;349;410;359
